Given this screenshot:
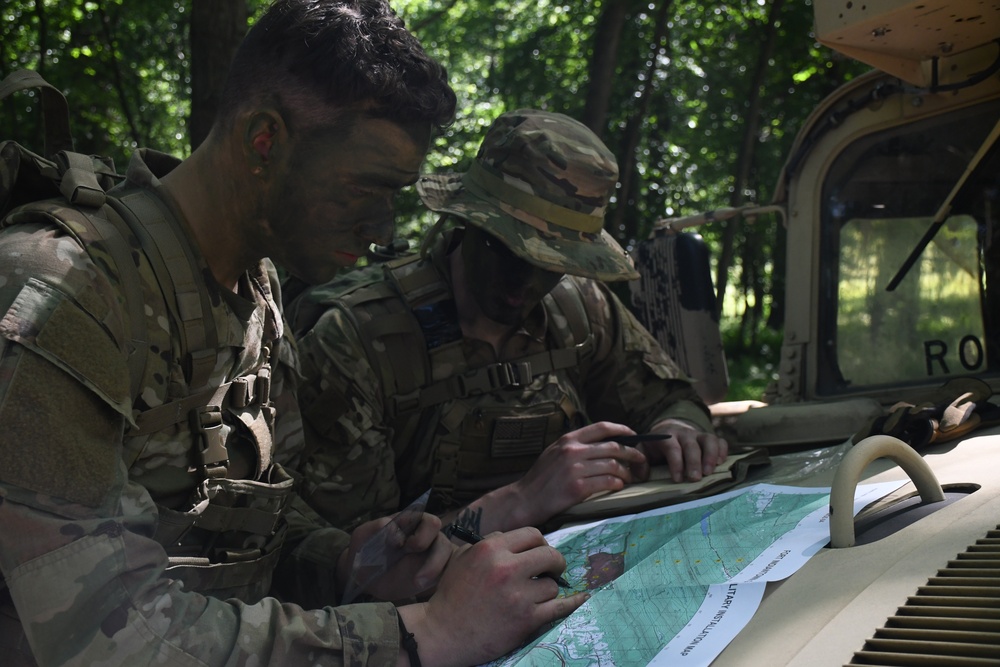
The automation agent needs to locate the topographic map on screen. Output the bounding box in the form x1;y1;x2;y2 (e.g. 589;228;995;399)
487;481;904;667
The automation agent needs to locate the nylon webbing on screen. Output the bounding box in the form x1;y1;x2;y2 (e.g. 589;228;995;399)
393;255;451;303
384;267;596;413
343;261;436;403
111;190;219;388
361;312;417;339
155;501;279;543
77;206;148;405
339;280;398;308
165;545;282;594
0;69;73;157
133;381;231;435
412;347;581;410
57;152;106;208
543;281;590;348
386;259;448;397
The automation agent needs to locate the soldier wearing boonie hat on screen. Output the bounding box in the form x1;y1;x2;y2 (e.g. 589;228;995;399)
285;108;727;539
416;108;639;282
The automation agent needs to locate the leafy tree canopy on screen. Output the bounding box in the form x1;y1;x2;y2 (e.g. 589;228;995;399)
1;0;870;396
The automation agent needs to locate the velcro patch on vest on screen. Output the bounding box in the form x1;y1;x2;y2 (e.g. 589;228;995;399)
0;277;131;417
0;348;119;509
490;414;549;458
412;299;462;350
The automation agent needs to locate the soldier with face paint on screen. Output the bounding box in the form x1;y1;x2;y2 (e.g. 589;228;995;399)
0;4;585;667
285;109;728;538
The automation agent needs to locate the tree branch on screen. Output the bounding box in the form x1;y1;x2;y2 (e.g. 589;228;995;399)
410;0;461;33
95;0;142;146
610;0;673;245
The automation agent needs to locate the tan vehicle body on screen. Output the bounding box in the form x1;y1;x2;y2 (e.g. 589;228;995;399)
636;2;1000;663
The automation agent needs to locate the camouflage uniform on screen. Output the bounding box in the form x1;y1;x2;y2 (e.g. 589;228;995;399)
285;110;715;530
0;150;400;666
287;226;713;530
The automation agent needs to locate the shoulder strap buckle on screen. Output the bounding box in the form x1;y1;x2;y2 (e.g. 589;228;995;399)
191;405;228;477
230;363;271;409
490;360;531;389
453;360;533;398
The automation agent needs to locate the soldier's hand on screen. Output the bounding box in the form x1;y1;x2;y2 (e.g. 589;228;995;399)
636;419;729;483
508;421;647;526
342;512;455;603
396;527;588;667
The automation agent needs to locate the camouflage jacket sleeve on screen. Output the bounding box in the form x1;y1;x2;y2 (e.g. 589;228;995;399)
0;223;400;666
291;302;401;531
571;277;714;433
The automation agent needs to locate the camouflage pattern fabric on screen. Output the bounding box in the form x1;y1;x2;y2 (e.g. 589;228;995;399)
286;230;713;530
416;109;640;283
0;150;400;666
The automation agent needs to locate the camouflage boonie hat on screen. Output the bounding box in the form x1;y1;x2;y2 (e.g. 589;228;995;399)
417;109;639;282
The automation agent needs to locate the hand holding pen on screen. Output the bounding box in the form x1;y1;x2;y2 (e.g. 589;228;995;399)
414;525;587;666
637;420;730;482
448;524;572;588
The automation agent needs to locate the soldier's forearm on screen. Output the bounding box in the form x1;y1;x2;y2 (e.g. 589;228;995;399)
441;485;531;537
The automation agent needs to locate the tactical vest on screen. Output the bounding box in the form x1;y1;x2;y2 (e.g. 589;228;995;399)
1;155;292;603
299;252;597;512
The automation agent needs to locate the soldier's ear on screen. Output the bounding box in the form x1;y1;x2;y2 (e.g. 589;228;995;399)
244;110;287;176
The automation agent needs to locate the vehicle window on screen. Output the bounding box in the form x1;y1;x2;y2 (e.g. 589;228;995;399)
818;98;1000;394
835;214;982;386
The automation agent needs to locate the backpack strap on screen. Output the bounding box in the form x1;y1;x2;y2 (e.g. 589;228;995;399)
106;186;237;476
329;254;444;416
109;187;220;389
543;277;594;353
1;71;247;480
338;275;430;407
342;263;598;416
0;69;73;158
405;277;596;412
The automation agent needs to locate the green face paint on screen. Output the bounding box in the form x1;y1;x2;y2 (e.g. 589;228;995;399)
461;225;563;325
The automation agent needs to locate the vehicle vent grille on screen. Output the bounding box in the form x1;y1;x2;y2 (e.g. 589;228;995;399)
846;525;1000;666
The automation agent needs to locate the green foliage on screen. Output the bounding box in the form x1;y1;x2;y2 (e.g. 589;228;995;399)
1;0;190;163
722;319;782;401
395;0;867;371
1;0;870;387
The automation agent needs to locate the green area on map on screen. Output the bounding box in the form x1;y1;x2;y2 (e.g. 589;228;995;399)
489;486;829;666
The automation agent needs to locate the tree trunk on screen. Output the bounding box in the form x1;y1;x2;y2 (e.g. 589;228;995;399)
766;218;787;329
190;0;248;150
581;0;630;139
608;0;672;245
715;0;786;322
32;0;48;76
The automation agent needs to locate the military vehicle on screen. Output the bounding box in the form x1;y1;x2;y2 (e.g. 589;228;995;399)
628;1;1000;664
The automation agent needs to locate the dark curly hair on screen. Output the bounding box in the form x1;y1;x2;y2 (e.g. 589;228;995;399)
217;0;456;133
